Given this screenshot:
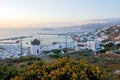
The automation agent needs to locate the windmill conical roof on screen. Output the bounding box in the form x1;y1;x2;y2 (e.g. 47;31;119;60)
31;39;40;45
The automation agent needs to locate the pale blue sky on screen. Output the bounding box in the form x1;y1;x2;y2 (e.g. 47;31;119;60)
0;0;120;28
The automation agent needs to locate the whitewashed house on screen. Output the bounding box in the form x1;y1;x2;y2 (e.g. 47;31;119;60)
86;40;102;51
76;43;86;50
41;42;76;52
114;34;120;44
87;41;96;51
31;39;41;55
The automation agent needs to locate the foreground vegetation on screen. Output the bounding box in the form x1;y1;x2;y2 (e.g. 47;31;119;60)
0;52;120;80
1;57;107;80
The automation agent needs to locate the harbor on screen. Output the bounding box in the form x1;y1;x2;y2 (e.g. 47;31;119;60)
0;31;103;59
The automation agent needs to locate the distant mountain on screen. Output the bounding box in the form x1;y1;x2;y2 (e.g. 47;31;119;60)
77;21;120;30
60;18;120;31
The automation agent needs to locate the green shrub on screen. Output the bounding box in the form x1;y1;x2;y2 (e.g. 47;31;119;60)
51;49;61;54
49;54;61;58
27;61;33;65
92;58;99;63
0;65;17;80
100;49;106;53
116;52;120;54
10;56;41;63
105;43;114;47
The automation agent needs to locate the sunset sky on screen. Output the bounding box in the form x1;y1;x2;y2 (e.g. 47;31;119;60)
0;0;120;28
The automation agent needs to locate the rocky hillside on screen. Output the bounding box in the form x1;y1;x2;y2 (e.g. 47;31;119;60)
97;25;120;41
105;25;120;40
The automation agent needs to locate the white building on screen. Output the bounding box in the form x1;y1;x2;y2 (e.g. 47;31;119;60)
76;43;86;50
87;41;96;51
86;40;102;51
42;42;76;52
114;35;120;44
31;39;41;55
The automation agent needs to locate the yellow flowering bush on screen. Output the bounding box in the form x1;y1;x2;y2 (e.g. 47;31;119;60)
10;57;107;80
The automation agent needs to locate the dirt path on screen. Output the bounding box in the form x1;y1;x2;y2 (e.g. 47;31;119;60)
41;56;56;63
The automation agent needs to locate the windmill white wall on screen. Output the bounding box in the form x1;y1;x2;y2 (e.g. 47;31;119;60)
31;45;41;55
31;39;41;55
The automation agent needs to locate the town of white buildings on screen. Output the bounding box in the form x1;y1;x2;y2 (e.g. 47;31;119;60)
0;25;120;60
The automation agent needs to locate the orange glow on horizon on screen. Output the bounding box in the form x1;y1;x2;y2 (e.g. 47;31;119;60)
0;17;108;29
0;17;84;29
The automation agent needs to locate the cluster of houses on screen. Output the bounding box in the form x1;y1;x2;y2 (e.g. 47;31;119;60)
33;25;119;55
1;25;120;59
96;25;120;45
0;32;104;59
30;32;104;55
0;44;29;59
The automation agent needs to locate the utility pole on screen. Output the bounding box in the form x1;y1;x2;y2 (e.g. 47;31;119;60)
66;36;67;54
20;38;23;55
